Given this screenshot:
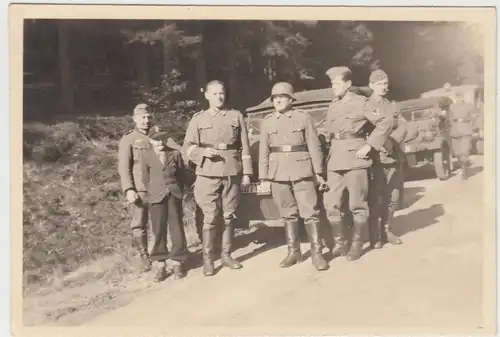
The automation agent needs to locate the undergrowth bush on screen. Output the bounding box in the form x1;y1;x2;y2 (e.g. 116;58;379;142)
23;108;200;289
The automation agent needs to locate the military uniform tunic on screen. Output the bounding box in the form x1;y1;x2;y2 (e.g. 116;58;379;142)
259;108;323;222
365;96;407;228
118;128;151;230
183;108;253;228
323;91;393;224
448;101;475;159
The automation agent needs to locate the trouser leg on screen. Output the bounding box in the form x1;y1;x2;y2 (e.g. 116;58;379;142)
323;171;348;258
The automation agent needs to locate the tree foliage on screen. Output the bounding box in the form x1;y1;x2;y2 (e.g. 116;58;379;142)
23;19;485;118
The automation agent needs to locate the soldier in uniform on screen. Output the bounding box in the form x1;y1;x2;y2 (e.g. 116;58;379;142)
183;80;252;276
448;92;475;180
323;66;393;261
259;82;329;271
118;103;154;272
365;69;405;249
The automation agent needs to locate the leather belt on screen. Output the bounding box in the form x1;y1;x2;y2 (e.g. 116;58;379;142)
332;133;364;140
199;142;239;150
270;144;308;153
453;118;468;123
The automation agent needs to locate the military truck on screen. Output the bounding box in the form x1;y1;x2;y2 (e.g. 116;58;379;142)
397;95;454;180
420;84;484;154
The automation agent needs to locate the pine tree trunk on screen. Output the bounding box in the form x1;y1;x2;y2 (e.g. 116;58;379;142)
226;24;239;110
57;20;75;114
136;43;150;91
194;21;207;104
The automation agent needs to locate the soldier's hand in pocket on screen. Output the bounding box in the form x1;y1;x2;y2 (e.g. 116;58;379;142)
126;190;139;204
315;174;329;192
258;180;271;194
203;148;219;158
356;144;372;159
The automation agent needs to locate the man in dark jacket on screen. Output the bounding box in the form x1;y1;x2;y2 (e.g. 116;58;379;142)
142;126;190;282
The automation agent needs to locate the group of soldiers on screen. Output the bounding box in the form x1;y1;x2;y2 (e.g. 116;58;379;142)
118;65;476;282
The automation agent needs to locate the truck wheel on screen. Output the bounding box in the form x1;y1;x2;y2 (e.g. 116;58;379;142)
475;140;484;154
433;150;451;180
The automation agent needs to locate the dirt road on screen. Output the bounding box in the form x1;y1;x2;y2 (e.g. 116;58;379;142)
85;156;492;334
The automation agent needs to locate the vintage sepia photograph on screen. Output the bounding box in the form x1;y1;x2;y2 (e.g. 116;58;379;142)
11;4;496;336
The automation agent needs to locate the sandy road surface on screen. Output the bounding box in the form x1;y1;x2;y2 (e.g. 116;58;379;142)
85;156;491;334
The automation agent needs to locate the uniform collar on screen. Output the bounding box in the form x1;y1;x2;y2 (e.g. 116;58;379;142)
333;90;354;103
370;95;384;102
208;107;227;116
275;109;293;119
134;127;149;135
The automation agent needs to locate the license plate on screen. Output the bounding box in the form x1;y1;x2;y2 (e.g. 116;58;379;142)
240;182;271;195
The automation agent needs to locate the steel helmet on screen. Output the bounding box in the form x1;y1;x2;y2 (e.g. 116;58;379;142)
270;82;296;101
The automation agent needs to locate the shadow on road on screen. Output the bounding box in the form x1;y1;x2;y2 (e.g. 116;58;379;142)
392;203;445;238
448;163;484;180
467;165;484;178
400;186;426;210
232;223;285;265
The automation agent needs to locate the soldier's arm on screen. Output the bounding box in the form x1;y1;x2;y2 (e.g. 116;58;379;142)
238;112;253;176
258;119;271;180
175;150;186;190
141;149;151;188
304;114;323;175
364;101;393;151
183;116;205;167
118;136;135;193
389;115;408;144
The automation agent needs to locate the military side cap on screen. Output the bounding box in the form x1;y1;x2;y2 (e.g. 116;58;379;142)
326;66;351;79
133;103;151;116
369;69;388;83
148;125;167;140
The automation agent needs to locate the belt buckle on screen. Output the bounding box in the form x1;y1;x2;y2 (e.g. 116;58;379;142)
334;134;341;140
282;145;292;152
219;143;228;150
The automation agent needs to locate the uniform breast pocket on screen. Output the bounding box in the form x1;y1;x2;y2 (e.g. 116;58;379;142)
198;123;213;140
132;142;149;162
292;126;305;143
267;127;279;141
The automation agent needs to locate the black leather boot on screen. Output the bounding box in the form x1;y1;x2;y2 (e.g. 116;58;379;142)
133;233;152;272
221;224;242;270
368;214;383;249
384;210;402;245
280;220;302;268
153;261;168;283
202;228;216;276
304;220;329;271
329;220;348;259
346;220;365;261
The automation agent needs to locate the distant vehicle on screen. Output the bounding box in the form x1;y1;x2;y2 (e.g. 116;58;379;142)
397;95;454;180
420;84;484;154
